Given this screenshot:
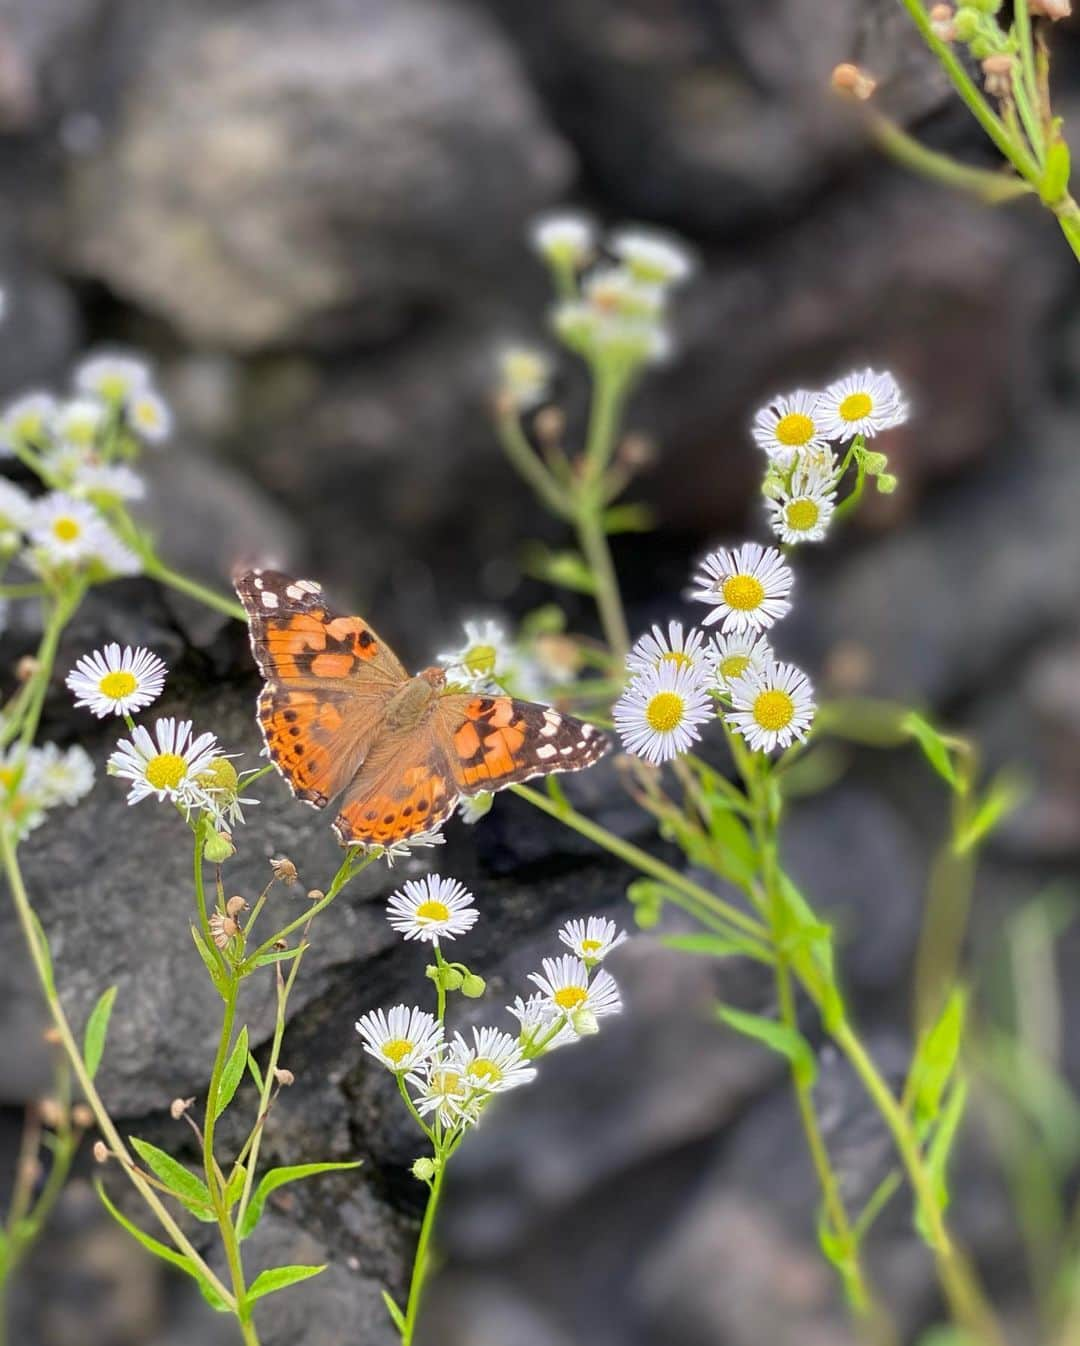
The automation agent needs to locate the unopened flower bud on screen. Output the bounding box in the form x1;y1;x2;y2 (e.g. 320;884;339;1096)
617;433;656;470
571;1008;600;1037
930;3;956;38
861;450;889;475
203;830;235;864
169;1096;194;1120
42;1026;62;1045
273;1067;294;1087
72;1103;94;1129
952;5;982;39
306;889;324;903
411;1157;436;1183
441;966;464;992
37;1097;64;1129
270;856;299;885
226;895;248;918
16;656;39;683
831;63;876;101
209;912;239;949
876;473;899;494
460;974;486;999
93;1140;110;1164
197;758;239;796
534;406;565;445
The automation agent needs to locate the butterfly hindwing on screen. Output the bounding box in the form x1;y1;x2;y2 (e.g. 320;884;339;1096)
331;726;458;846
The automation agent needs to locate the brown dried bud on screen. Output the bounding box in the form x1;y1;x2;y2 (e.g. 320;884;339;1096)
209;912;239;949
534;406;566;445
273;1067;295;1087
617;433;657;470
306;889;325;903
169;1096;195;1121
42;1026;62;1045
929;3;956;38
226;895;248;918
1030;0;1071;18
274;939;289;951
270;855;299;885
93;1140;110;1164
982;53;1014;97
37;1097;64;1130
16;655;39;683
71;1103;94;1129
19;1156;43;1186
831;63;876;101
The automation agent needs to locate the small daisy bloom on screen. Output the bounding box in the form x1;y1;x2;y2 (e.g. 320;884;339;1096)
35;744;95;807
497;345;552;410
108;717;219;807
386;875;478;944
593;315;671;366
528;955;623;1023
0;478;34;546
457;791;493;825
507;993;577;1051
408;1056;477;1128
450;1026;537;1094
360;823;448;864
196;757;258;830
766;464;837;546
816;368;907;442
530;212;595;268
73;462;145;504
727;661;815;753
688;542;793;632
74;352;151;406
85;524;142;577
559;916;627;964
626;620;708;679
609;228;694;287
1;393;58;453
128;391;172;444
438;619;513;688
751;390;829;462
57;399;106;447
613;661;714;766
29;493;104;564
355;1004;443;1074
584;267;664;321
706;632;774;690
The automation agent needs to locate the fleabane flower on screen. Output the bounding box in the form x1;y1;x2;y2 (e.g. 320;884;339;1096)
0;478;34;549
626;620;708;679
72;462;145;504
108;717;219;808
705;632;774;690
457;792;493;826
57;399;106;447
688;542;793;632
766;463;837;545
1;393;58;454
751;390;829;462
29;494;105;564
609;228;694;287
613;661;713;765
450;1026;537;1094
128;390;172;444
34;744;95;807
558;916;627;965
408;1056;477;1128
355;1004;443;1074
196;757;258;830
0;748;48;838
355;823;448;864
507;993;577;1051
74;352;151;407
438;619;513;689
386;875;478;944
727;661;815;753
816;369;907;441
497;345;552;410
67;644;167;719
584;267;664;321
530;212;595;269
528;955;622;1025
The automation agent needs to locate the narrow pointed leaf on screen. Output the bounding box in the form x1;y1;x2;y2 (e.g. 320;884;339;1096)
239;1160;362;1241
246;1263;325;1303
716;1006;817;1086
381;1289;407;1333
83;985;117;1079
129;1138;216;1222
212;1026;249;1122
191;925;228;999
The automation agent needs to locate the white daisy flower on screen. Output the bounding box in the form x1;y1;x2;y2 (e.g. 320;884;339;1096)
584;266;664;321
355;1004;443;1074
766;463;837;545
1;393;58;454
450;1026;537;1094
107;717;219;807
727;661;816;753
626;620;708;679
74;353;151;406
613;661;714;766
72;462;145;504
196;757;258;831
558;916;627;964
593;315;671;366
128;391;172;444
457;792;493;825
705;632;775;689
57;399;106;447
407;1056;478;1129
35;744;95;807
354;823;448;864
29;494;104;564
0;478;34;547
85;524;142;577
528;955;623;1023
688;542;793;632
437;619;513;688
39;440;94;490
507;993;578;1051
751;390;829;462
0;750;48;838
609;227;694;287
386;875;478;944
530;212;595;268
497;345;552;410
816;369;907;441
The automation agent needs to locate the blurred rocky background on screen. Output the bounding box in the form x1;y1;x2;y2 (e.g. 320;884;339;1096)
1;0;1078;1343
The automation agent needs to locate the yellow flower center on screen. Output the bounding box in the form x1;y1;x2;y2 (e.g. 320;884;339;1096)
99;375;128;403
580;938;603;954
645;691;684;733
0;766;17;791
198;758;239;794
753;689;795;732
431;1069;461;1094
659;650;693;669
381;1038;414;1066
554;986;588;1011
52;518;81;543
415;899;451;923
134;399;159;426
99;670;138;700
144;752;188;791
469;1057;503;1085
774;412;815;446
719;654;750;680
464;644;497;677
784;499;820;532
839;392;873;422
721;574;765;611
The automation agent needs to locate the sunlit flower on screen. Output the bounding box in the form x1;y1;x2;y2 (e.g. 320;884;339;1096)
386;875;478;944
72;462;145;504
816;369;907;441
497;346;552;410
57;399;106;447
705;632;774;689
355;1004;443;1074
29;494;104;564
438;619;513;688
530;213;595;268
689;542;793;632
457;792;493;825
35;744;95;807
450;1026;537;1094
766;462;837;545
408;1056;477;1128
727;661;815;753
507;993;577;1051
354;823;448;864
626;620;708;679
86;525;141;577
609;228;694;287
751;390;829;462
584;267;664;321
558;916;627;964
108;717;219;807
128;391;172;444
0;749;48;838
196;757;257;830
613;661;714;765
528;955;622;1023
0;478;34;547
1;393;58;454
74;353;151;406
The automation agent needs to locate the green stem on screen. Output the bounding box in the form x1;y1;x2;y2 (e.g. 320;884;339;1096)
1012;0;1045;162
1055;198;1080;265
575;503;630;660
241;852;370;972
868;109;1034;204
401;1161;445;1345
494;412;574;521
141;557;247;622
17;583;84;758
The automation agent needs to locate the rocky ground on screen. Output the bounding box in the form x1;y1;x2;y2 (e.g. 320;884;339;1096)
1;1;1079;1343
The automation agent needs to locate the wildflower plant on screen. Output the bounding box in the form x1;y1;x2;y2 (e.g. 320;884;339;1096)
361;882;624;1343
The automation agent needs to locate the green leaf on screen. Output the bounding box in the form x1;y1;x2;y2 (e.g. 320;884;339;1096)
95;1180;229;1311
247;1052;265;1093
212;1026;249;1123
224;1163;247;1212
191;925;228;999
716;1005;817;1086
239;1161;363;1241
625;879;675;930
517;604;566;640
129;1138;215;1222
246;1264;326;1303
250;946;305;970
953;771;1025;855
381;1289;407;1334
601;502;654;534
661;932;769;962
702;805;757;888
908;988;966;1131
902;712;961;790
812;698;913;747
521;544;596;595
1041;124;1071;206
83;985;118;1080
915;1078;969;1243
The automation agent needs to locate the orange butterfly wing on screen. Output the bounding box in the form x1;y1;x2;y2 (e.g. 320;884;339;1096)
235;570;407;808
331;725;457;847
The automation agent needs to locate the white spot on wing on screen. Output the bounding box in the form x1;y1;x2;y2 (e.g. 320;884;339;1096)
261;591;278;608
536;743;558;760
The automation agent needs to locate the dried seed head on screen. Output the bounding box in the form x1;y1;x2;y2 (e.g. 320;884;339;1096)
270;856;299;885
37;1097;64;1130
209;912;239;949
534;406;566;445
929;3;956;37
831;63;877;101
274;939;289;951
72;1103;94;1129
226;895;248;918
93;1140;110;1164
169;1096;195;1121
982;52;1014;96
618;433;657;469
273;1067;295;1087
42;1026;62;1045
306;888;325;903
16;655;40;683
1030;0;1070;17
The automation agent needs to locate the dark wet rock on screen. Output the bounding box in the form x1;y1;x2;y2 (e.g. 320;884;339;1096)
0;241;82;396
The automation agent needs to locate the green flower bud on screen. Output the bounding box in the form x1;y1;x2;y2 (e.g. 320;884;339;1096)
425;964;440;982
441;966;464;992
203;829;235;863
571;1008;600;1037
876;473;899;495
952;7;982;39
411;1157;436;1183
969;0;1001;13
968;33;994;57
460;974;486;999
861;450;889;476
198;757;239;795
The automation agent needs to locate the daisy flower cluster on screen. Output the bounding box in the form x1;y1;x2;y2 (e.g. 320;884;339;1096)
613;371;908;763
0;740;95;840
62;642;255;834
356;875;625;1137
0;350;172;591
436;617;542;699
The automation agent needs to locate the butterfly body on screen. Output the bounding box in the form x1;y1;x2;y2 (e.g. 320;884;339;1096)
235;569;609;847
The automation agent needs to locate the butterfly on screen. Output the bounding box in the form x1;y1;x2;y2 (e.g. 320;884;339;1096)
235;569;610;847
